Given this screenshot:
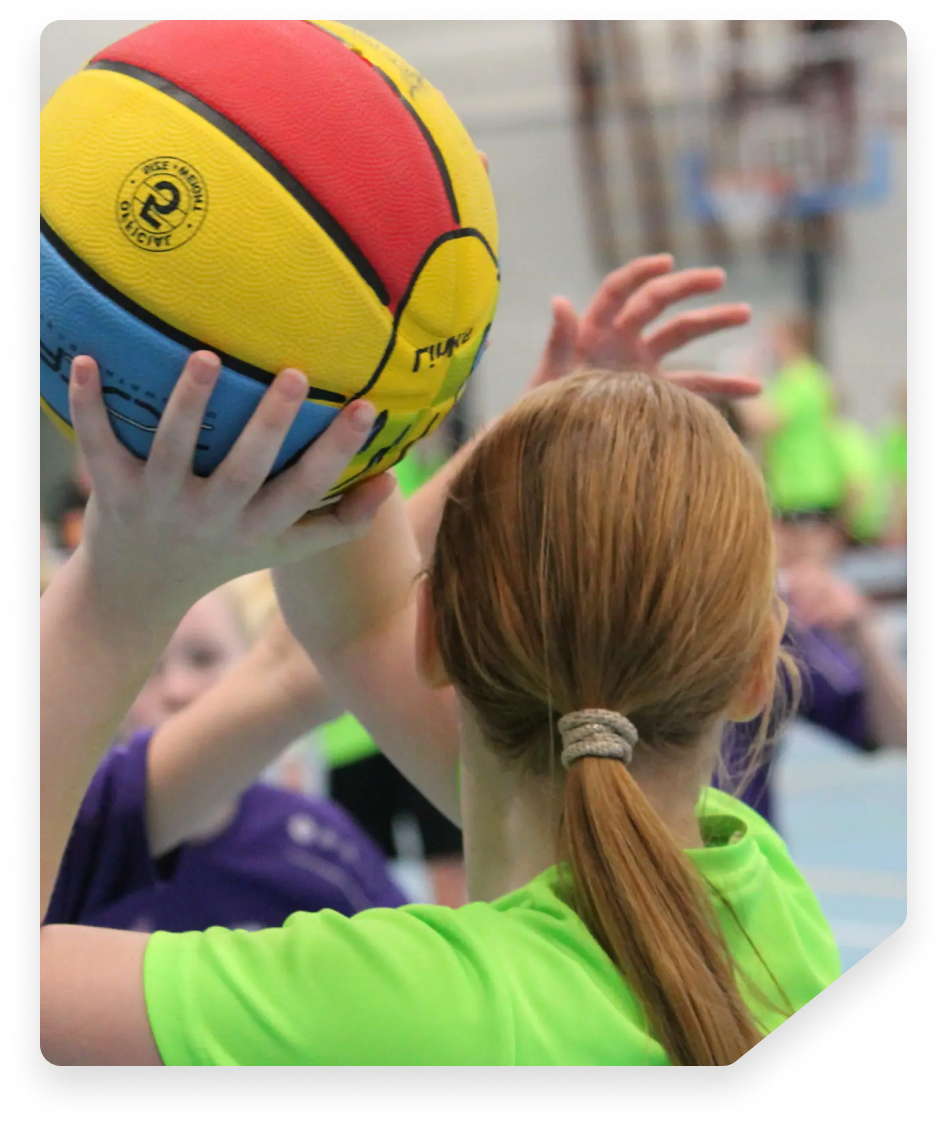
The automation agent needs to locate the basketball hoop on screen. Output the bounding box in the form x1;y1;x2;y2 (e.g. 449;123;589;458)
704;170;794;244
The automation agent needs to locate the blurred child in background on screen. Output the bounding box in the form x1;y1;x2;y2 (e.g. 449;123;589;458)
723;559;907;831
45;569;408;934
707;397;906;832
737;312;846;567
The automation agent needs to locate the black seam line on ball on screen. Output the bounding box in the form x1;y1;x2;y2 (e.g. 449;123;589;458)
302;20;461;225
40;218;347;405
370;67;460;226
354;224;498;400
320;406;444;502
315;226;499;495
86;58;390;308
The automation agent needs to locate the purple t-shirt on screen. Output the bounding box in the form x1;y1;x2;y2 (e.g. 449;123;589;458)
719;619;873;828
45;730;408;933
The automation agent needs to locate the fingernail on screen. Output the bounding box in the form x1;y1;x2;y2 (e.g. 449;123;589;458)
191;352;221;385
349;400;377;433
71;358;90;386
276;369;307;402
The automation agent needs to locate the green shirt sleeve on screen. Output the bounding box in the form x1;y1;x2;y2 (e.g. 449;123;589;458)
143;906;512;1066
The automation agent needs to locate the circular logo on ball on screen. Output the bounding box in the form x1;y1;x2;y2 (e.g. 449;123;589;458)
116;157;208;252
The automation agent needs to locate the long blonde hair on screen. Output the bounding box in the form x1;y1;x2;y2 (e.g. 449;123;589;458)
429;370;791;1065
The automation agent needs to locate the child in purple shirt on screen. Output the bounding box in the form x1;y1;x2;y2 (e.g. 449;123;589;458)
45;729;406;932
43;577;408;933
723;621;871;827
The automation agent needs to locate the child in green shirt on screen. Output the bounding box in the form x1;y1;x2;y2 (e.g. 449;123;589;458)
738;313;846;566
42;346;839;1065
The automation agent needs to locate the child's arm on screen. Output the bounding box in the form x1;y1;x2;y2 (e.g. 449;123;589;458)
41;351;392;920
841;614;908;749
41;545;180;920
276;488;461;818
785;561;907;749
143;612;339;857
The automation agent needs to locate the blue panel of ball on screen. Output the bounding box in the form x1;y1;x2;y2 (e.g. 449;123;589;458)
40;235;341;477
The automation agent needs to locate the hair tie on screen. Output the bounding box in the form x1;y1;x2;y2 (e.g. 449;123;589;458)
558;709;638;770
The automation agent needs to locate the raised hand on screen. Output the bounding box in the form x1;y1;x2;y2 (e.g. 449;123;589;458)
530;253;757;398
70;350;395;619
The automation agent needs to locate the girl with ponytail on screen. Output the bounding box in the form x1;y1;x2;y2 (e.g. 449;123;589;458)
274;368;837;1067
420;370;822;1065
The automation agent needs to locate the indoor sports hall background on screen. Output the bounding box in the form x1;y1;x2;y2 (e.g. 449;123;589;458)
40;20;907;973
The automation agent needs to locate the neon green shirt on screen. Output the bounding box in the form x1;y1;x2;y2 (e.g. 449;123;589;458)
762;357;846;513
143;789;841;1065
318;450;445;770
831;419;890;542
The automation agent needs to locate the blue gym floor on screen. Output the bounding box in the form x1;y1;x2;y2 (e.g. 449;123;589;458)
778;716;906;972
777;596;906;973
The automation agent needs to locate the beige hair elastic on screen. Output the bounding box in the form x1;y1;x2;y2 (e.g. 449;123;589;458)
558;709;638;769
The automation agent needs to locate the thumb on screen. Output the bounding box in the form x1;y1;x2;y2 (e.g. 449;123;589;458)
278;472;397;560
530;297;579;389
333;470;398;527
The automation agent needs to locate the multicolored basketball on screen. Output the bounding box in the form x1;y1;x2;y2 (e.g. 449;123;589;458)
40;20;500;500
